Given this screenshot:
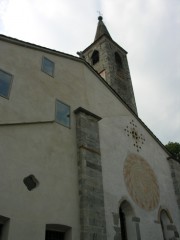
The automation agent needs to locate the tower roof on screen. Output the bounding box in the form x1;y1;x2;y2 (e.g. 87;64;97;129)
94;16;112;41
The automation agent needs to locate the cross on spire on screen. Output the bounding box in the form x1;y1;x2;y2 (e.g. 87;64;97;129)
97;11;103;17
97;11;103;20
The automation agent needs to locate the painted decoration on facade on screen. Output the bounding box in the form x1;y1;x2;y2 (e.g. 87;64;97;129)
123;153;160;211
124;120;145;152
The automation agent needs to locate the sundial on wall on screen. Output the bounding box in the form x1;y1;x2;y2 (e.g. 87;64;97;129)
123;153;160;211
124;120;145;152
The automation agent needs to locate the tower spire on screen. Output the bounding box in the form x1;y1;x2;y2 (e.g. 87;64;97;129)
94;16;112;41
83;17;138;115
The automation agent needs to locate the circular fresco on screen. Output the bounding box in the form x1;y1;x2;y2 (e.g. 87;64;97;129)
123;153;160;211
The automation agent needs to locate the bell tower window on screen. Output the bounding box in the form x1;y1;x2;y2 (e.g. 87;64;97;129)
115;52;123;70
91;50;99;65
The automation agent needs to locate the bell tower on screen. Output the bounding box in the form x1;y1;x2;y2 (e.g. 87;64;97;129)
82;16;138;115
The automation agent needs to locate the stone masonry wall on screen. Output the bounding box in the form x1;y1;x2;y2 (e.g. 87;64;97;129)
83;36;137;115
74;107;107;240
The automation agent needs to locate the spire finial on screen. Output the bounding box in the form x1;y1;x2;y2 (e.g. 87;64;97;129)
94;12;112;41
97;11;103;21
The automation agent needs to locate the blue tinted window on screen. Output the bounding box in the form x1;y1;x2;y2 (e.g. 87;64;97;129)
42;57;54;77
55;100;70;128
0;69;13;99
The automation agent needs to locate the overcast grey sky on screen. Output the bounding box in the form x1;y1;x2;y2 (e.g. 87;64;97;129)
0;0;179;145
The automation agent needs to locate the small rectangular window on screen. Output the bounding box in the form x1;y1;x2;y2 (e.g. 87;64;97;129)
0;69;13;99
45;224;71;240
55;100;70;128
42;57;55;77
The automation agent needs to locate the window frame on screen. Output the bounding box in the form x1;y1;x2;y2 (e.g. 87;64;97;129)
41;56;55;77
0;69;13;100
55;99;71;129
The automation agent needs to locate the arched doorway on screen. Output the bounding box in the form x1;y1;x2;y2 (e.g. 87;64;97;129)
160;209;174;240
119;201;135;240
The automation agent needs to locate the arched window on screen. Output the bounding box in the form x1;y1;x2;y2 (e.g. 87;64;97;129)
91;50;99;65
119;201;135;240
115;52;123;70
160;210;174;240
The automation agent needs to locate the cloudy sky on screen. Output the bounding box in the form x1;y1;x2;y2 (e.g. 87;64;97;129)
0;0;179;145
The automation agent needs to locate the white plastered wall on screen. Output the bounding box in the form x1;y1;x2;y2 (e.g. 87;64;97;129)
99;115;180;240
0;38;129;240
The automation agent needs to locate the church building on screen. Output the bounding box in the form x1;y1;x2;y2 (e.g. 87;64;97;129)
0;16;180;240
